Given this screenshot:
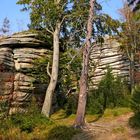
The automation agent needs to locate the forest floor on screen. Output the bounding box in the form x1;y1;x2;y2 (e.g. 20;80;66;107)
52;108;140;140
72;112;140;140
1;108;139;140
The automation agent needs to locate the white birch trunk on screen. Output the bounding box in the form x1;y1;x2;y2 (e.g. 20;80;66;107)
42;22;61;117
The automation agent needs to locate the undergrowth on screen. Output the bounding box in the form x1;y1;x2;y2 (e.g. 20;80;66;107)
0;100;80;140
129;84;140;129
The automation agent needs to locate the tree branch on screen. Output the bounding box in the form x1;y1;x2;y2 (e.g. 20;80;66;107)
46;62;51;78
67;54;76;65
46;28;53;35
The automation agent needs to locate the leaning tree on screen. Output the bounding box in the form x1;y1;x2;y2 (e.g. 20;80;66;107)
17;0;120;118
17;0;92;117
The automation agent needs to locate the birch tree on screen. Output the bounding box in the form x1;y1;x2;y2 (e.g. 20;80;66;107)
17;0;119;118
17;0;91;117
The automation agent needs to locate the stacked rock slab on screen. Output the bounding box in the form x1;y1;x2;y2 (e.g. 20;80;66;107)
0;32;51;114
0;33;134;114
0;47;14;116
89;37;130;89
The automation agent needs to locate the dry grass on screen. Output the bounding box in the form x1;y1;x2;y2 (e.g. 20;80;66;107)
0;107;132;140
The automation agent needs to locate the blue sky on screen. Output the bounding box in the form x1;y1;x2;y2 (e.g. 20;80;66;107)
99;0;123;19
0;0;123;34
0;0;30;34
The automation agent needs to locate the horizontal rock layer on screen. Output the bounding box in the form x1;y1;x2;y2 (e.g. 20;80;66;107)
0;32;51;114
89;38;130;89
0;33;139;113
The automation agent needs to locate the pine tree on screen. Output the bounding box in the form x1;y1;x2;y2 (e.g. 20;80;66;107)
0;17;10;35
74;0;95;127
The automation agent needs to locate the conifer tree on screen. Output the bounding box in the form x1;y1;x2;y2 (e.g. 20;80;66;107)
0;17;10;35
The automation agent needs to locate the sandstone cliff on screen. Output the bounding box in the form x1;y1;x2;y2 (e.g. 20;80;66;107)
0;32;51;114
89;37;130;89
0;33;135;115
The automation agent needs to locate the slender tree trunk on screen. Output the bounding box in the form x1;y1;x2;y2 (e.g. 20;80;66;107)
130;52;135;93
74;0;95;127
42;22;61;117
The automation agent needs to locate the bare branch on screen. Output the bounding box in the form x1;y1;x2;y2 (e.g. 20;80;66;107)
67;54;76;65
60;14;72;26
48;23;54;32
46;62;51;78
46;28;53;35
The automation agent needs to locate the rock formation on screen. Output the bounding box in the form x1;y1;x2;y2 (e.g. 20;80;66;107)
0;33;136;115
89;37;130;89
0;32;51;115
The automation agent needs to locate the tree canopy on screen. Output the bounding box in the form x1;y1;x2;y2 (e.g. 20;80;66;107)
17;0;119;48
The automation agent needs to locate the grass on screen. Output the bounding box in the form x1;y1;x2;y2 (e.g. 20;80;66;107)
51;107;132;125
0;110;81;140
46;125;80;140
103;107;132;118
51;109;100;125
0;107;132;140
112;126;126;134
0;119;80;140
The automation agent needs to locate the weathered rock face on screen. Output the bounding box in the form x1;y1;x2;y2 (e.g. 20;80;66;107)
0;33;136;114
0;32;51;114
0;47;14;115
89;37;130;89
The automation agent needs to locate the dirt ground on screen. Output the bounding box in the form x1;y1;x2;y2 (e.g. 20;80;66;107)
73;112;140;140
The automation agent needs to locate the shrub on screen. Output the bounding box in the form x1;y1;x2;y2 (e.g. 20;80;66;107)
0;113;53;133
0;100;9;119
0;118;13;133
11;99;53;133
57;49;82;114
46;125;80;140
9;113;53;133
87;67;130;115
129;113;140;129
129;84;140;129
131;84;140;114
87;89;104;114
65;94;78;116
30;56;51;84
30;48;82;115
0;98;53;133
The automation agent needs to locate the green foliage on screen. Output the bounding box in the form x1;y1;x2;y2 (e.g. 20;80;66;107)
16;0;90;48
130;84;140;128
56;49;82;115
87;67;130;115
0;100;9;119
17;0;120;49
129;113;140;129
87;89;104;114
30;56;51;84
118;5;140;55
31;48;82;114
46;125;80;140
117;4;140;91
131;85;140;114
112;126;126;134
65;94;78;116
10;113;52;133
0;117;13;133
103;107;131;118
0;98;53;133
95;14;120;37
